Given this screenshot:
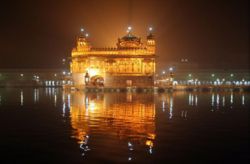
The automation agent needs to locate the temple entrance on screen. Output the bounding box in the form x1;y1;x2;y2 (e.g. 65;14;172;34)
90;76;104;86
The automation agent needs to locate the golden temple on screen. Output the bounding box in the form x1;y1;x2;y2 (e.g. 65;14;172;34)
70;27;156;87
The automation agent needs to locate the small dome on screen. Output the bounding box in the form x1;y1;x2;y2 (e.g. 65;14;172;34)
121;33;140;42
117;32;142;48
147;33;154;40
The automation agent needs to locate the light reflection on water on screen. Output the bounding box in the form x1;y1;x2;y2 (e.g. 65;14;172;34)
242;94;245;105
61;91;248;161
20;90;23;106
0;88;248;162
33;88;39;103
66;92;156;160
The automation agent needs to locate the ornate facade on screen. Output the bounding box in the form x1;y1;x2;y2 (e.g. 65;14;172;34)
70;28;156;87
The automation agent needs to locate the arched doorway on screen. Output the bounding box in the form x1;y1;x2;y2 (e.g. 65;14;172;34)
90;75;104;86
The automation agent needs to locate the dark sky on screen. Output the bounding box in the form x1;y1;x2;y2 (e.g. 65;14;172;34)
0;0;248;70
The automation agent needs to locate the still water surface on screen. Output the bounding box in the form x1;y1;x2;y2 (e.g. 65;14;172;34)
0;88;249;163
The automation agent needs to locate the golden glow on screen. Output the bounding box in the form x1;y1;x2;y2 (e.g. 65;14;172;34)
70;29;156;86
67;92;156;146
146;140;154;147
87;67;100;77
89;101;97;112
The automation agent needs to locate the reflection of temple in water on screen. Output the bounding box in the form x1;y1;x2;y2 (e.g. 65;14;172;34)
65;92;156;151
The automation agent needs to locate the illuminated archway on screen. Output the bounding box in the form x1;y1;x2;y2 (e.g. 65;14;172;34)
90;75;104;86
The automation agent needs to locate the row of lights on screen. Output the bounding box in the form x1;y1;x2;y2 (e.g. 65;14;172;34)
80;28;89;38
126;26;153;33
188;73;244;81
188;73;235;78
159;72;240;79
18;72;70;78
210;74;234;77
80;26;154;36
162;67;174;75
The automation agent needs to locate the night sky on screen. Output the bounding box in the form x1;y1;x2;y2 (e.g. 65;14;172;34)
0;0;248;70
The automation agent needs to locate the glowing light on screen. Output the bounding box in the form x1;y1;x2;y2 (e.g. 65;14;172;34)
89;102;96;111
169;96;173;119
148;133;156;140
20;74;24;77
162;71;165;74
222;96;225;107
242;94;245;105
20;90;23;106
80;135;90;155
230;92;233;104
127;26;132;33
128;142;134;151
87;68;99;77
195;95;198;106
62;103;65;117
216;94;219;108
169;67;173;71
34;88;39;103
67;94;71;109
162;101;165;111
211;93;215;107
189;93;194;106
80;28;84;32
54;94;57;107
146;140;153;147
149;27;153;31
149;146;153;154
85;33;89;37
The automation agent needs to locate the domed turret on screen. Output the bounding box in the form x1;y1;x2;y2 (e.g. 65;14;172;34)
76;28;91;52
146;27;155;54
117;27;142;49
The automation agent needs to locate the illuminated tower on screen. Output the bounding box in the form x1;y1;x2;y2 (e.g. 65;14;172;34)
146;27;156;54
76;28;91;52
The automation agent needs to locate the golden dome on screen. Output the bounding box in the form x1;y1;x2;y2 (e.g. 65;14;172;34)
117;32;142;49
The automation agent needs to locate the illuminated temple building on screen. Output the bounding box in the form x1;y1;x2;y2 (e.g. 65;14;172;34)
70;27;156;87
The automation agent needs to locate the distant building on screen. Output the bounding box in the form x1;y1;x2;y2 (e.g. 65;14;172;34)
156;68;250;86
70;27;156;87
0;69;71;87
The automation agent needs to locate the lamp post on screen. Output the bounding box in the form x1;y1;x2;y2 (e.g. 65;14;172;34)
230;73;234;85
169;67;174;85
211;74;215;85
85;72;90;86
188;74;192;85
